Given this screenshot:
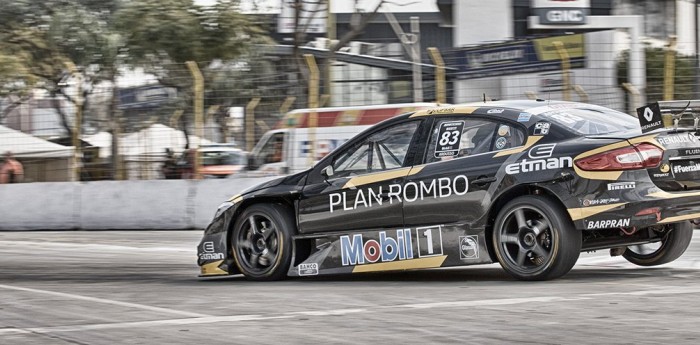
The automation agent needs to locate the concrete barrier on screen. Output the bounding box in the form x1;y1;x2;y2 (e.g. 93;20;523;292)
0;176;279;230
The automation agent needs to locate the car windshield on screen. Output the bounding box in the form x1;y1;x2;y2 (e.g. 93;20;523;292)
201;151;246;166
541;106;640;135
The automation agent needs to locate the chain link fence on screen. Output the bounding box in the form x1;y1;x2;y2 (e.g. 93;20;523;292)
1;33;699;183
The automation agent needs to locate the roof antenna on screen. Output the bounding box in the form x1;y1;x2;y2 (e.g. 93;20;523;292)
483;93;486;103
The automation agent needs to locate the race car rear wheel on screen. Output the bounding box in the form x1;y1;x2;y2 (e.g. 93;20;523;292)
493;196;581;281
231;204;294;281
622;222;693;266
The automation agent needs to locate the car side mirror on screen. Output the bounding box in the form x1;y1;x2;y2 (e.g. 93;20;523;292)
321;165;334;179
247;156;256;171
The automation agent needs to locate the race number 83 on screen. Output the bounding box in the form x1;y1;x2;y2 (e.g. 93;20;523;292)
434;121;465;158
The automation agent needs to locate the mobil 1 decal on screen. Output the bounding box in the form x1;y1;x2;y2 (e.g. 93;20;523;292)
339;225;444;266
434;121;465;158
416;225;444;258
637;102;663;133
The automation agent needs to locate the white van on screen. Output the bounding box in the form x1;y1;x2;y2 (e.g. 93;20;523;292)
247;103;441;175
247;125;369;175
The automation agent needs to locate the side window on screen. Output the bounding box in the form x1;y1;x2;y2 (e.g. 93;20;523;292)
259;133;284;164
426;118;524;163
332;121;419;178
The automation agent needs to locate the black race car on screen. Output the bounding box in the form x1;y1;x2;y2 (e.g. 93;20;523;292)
198;99;700;281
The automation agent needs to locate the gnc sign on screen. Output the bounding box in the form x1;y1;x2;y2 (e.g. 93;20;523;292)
532;0;590;25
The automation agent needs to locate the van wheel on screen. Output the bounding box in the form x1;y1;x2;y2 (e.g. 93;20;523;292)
231;204;294;281
623;222;693;266
492;196;581;281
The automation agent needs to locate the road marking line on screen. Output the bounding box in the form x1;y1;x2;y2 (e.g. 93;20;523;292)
0;241;192;253
3;286;700;336
0;284;209;318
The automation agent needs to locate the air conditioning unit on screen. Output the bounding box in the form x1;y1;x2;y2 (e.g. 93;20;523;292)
349;41;377;55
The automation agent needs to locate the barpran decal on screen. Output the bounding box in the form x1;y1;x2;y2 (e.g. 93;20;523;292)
329;175;469;213
586;218;631;229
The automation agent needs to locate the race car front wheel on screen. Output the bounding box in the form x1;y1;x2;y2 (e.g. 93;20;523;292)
622;221;693;266
231;204;294;281
493;196;581;281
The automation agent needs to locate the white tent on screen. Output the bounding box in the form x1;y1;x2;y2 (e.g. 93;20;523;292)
84;124;212;159
117;124;213;180
0;125;74;158
0;125;75;182
83;131;112;159
120;123;212;157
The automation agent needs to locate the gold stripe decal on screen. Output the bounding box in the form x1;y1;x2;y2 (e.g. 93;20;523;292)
568;203;627;221
200;260;228;276
659;212;700;224
352;255;447;273
343;166;424;189
647;190;700;200
493;136;543;157
410;106;478;117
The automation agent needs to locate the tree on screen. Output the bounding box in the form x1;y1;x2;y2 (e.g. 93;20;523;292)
116;0;270;148
617;47;697;102
0;0;123;138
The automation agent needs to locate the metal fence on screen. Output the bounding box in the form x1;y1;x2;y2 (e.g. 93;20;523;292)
1;34;698;183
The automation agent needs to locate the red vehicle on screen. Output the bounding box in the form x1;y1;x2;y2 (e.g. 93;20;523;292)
163;145;247;179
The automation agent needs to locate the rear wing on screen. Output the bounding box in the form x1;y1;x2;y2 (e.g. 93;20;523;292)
636;100;700;133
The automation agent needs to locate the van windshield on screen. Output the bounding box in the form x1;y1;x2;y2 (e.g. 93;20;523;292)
201;151;246;166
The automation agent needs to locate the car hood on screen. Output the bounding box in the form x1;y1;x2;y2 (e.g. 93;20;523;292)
238;170;309;196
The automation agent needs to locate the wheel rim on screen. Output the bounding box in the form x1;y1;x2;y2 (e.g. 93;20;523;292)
235;213;281;275
498;206;555;274
627;241;663;256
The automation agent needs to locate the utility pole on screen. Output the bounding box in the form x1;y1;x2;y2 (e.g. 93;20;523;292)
385;13;423;102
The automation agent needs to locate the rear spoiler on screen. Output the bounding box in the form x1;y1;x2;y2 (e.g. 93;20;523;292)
636;100;700;133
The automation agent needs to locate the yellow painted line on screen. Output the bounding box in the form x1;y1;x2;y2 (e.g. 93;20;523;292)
568;203;627;221
200;260;228;276
658;212;700;224
352;255;447;273
343;166;424;189
492;135;543;157
410;106;479;117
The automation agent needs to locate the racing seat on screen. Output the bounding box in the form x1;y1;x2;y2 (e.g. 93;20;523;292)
468;126;495;155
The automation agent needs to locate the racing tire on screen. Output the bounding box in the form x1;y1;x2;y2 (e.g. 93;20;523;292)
492;196;581;281
231;203;295;281
622;222;693;267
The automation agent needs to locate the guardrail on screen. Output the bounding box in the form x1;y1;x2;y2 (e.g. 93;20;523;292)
0;176;279;230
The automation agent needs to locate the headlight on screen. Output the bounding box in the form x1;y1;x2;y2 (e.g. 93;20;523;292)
213;201;234;219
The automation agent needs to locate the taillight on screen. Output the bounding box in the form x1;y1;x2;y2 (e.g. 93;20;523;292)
575;143;663;171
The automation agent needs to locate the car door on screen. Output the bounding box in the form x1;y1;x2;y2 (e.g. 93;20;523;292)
298;120;425;234
402;116;526;228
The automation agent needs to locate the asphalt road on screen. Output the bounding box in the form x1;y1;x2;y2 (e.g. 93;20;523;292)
2;230;700;344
